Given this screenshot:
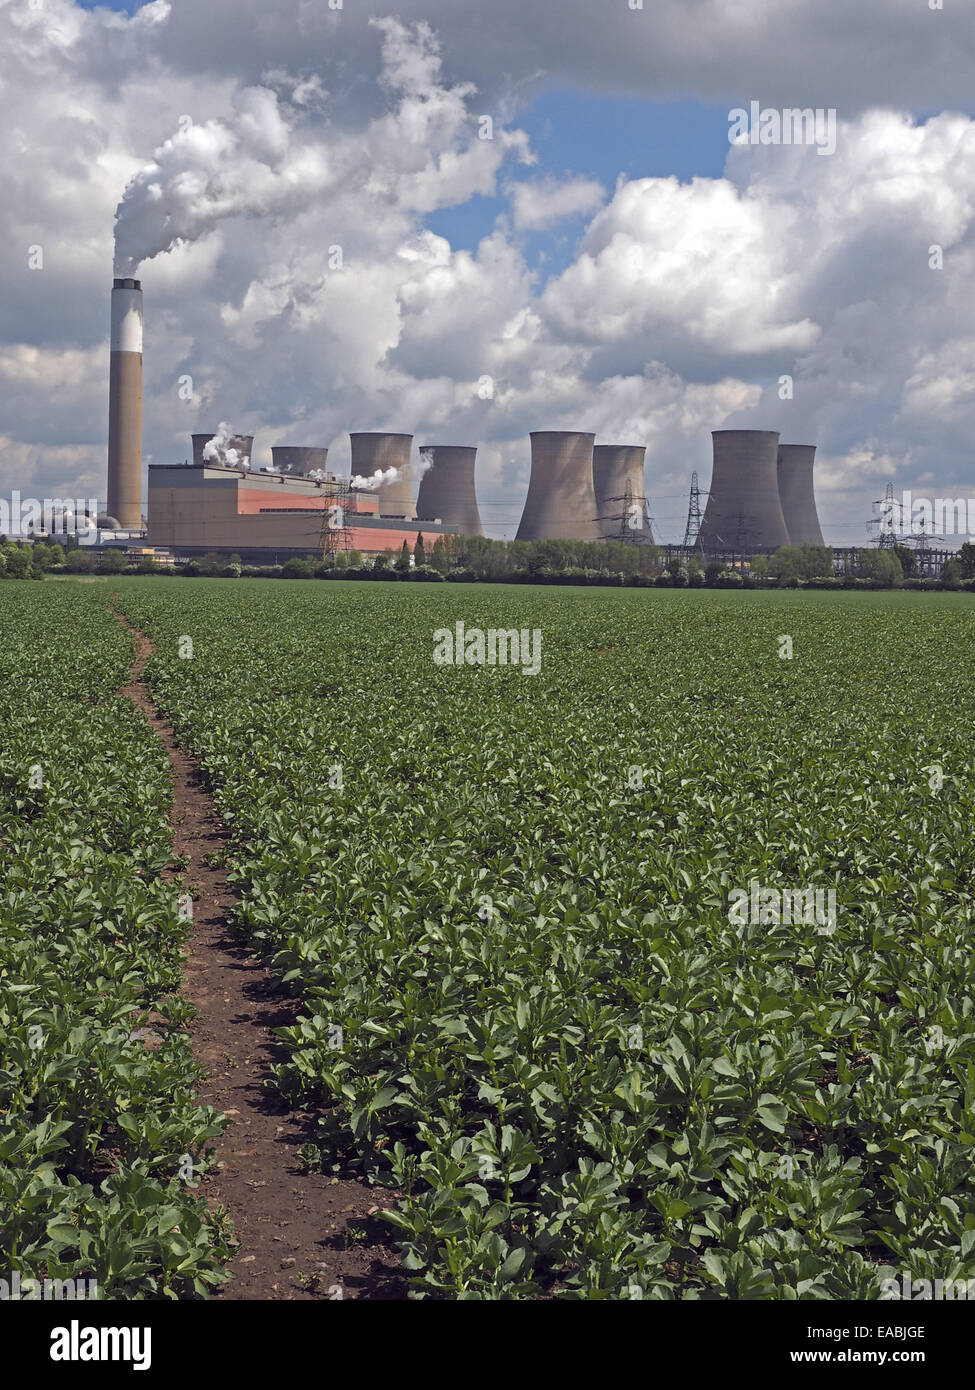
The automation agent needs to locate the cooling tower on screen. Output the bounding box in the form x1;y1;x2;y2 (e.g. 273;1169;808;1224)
415;445;483;535
697;430;789;552
192;433;254;468
107;278;143;529
350;432;416;518
515;431;601;542
271;446;328;477
777;444;825;546
593;444;652;542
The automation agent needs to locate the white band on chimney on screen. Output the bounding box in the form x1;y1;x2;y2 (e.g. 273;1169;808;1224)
111;287;143;354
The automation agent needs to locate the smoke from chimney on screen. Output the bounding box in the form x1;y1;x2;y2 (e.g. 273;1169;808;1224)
111;21;504;278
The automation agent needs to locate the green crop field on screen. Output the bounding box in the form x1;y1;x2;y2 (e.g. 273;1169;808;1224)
4;578;975;1299
0;585;231;1299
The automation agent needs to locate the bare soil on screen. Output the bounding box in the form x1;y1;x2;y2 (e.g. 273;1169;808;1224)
112;603;406;1301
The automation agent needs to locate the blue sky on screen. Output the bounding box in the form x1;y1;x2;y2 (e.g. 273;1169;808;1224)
429;91;730;277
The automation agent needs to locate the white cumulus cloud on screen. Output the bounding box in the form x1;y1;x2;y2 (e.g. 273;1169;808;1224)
508;177;605;231
0;2;973;546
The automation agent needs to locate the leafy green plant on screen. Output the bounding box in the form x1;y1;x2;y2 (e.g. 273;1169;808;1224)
0;586;231;1297
105;577;975;1298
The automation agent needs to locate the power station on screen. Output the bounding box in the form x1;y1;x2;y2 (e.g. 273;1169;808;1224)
271;447;328;478
146;454;451;561
516;432;602;542
593;444;653;543
192;433;254;468
350;433;416;520
697;430;790;553
416;446;483;535
777;444;826;546
101;277;833;561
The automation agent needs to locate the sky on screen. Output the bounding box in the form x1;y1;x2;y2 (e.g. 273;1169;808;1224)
4;0;975;543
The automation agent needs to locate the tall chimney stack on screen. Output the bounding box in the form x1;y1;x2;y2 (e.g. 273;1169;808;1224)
107;277;143;529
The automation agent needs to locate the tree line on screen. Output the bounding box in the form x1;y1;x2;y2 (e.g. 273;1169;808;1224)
3;534;975;589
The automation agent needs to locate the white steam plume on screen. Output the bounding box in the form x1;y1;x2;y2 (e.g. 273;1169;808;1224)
202;422;249;468
350;467;402;491
112;20;531;276
350;451;431;491
113;85;333;276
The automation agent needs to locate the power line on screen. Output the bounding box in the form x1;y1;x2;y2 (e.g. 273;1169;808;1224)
594;481;656;545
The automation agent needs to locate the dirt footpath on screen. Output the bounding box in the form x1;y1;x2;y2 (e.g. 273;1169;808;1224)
112;603;405;1301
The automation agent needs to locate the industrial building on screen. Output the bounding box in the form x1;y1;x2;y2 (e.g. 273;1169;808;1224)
146;456;454;563
105;280;450;557
104;279;837;561
593;444;653;542
351;433;416;519
192;433;253;468
697;430;791;553
777;444;826;546
416;445;484;535
516;431;602;541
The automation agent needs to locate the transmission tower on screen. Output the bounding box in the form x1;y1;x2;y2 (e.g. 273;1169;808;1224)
912;517;937;577
867;483;901;549
319;480;353;558
596;480;655;544
683;472;704;549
